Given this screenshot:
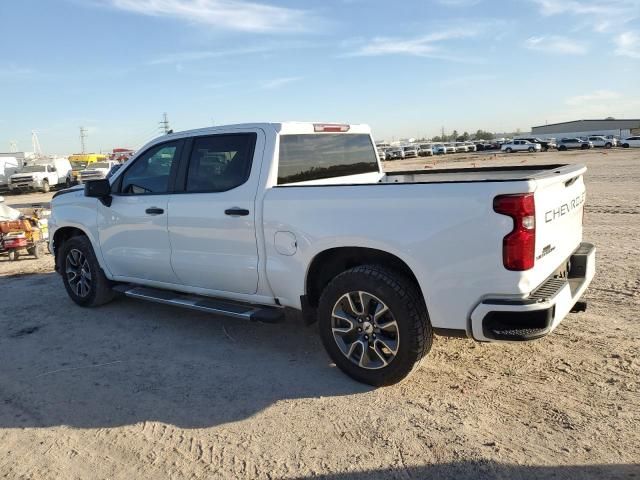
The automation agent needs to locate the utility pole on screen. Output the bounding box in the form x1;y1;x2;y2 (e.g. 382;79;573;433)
441;126;445;140
9;141;17;152
80;126;88;153
160;112;171;134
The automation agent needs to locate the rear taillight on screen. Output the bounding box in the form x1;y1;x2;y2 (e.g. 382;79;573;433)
493;194;536;271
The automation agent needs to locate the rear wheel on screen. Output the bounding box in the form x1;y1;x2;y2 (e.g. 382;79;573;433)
623;143;630;148
605;142;612;149
60;236;115;307
559;145;567;151
318;265;432;386
506;148;513;153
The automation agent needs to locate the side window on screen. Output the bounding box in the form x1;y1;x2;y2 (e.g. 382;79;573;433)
120;142;181;195
185;133;256;193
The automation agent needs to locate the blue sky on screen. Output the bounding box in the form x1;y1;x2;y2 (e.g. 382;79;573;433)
1;0;639;154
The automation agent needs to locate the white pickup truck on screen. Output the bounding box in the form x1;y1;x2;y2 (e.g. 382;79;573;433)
49;122;595;385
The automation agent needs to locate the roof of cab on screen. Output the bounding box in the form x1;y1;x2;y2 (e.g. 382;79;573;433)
162;122;372;139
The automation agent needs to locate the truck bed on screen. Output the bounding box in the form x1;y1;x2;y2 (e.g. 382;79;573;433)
384;164;575;184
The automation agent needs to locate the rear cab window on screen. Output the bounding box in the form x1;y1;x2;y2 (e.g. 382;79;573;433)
277;134;379;185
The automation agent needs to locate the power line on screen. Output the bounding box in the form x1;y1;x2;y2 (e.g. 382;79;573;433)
80;126;88;153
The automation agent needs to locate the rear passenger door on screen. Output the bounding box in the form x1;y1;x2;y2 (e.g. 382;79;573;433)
168;130;264;295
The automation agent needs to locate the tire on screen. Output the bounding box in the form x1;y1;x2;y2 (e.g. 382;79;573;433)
581;144;589;149
8;250;19;261
605;143;612;149
65;177;72;188
42;180;50;193
559;145;567;151
505;148;513;153
59;235;115;307
528;147;535;152
28;243;45;259
318;265;432;386
623;143;630;148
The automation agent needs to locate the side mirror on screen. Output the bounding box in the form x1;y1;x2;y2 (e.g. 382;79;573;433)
84;179;112;206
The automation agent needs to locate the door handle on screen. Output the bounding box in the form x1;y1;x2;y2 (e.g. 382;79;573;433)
145;207;165;215
225;208;250;217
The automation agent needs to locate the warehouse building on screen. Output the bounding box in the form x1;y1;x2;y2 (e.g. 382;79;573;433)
531;118;640;139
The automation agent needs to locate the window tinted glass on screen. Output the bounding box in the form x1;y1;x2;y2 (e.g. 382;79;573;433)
185;133;256;193
278;134;378;184
120;142;180;195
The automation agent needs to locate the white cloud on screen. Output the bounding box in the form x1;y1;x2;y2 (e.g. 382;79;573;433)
148;46;271;65
261;76;302;89
532;0;640;32
525;35;588;54
345;28;485;61
103;0;313;33
614;31;640;59
565;90;622;106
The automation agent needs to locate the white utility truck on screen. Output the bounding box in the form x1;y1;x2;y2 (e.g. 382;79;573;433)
9;158;72;193
49;123;595;385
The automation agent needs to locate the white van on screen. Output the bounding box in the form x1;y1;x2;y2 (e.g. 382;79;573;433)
0;156;21;189
9;157;72;193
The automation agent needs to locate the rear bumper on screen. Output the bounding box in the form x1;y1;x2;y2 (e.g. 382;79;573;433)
470;242;596;342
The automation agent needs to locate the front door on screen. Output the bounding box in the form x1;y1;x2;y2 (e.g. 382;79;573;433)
168;131;262;294
98;140;183;283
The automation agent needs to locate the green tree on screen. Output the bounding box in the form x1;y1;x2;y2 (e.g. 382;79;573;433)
450;130;459;142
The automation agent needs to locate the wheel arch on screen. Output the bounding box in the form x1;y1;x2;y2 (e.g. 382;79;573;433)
304;247;424;312
52;226;102;273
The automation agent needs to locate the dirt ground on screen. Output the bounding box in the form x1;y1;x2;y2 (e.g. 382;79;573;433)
0;149;638;479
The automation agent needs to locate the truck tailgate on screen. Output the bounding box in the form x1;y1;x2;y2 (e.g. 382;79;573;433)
533;166;586;283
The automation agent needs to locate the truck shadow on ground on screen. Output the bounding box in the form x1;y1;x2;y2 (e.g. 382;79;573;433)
292;463;639;480
0;272;370;430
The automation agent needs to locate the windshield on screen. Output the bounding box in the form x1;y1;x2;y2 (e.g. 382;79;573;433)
72;161;88;169
21;165;47;173
91;162;111;169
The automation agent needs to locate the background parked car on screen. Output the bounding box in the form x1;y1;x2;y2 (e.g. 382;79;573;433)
517;137;557;152
586;136;616;148
386;147;405;160
443;143;456;154
418;144;434;156
501;140;542;153
464;142;477;152
621;136;640;148
433;144;447;155
377;148;387;161
454;142;469;153
558;138;594;151
402;145;419;159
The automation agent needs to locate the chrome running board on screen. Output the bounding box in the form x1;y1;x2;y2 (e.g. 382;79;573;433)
113;285;284;323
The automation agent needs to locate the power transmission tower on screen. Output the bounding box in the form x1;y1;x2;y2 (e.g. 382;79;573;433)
80;127;88;153
32;131;43;157
159;112;171;134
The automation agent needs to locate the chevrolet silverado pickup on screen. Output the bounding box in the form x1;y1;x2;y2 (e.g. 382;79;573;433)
49;122;595;386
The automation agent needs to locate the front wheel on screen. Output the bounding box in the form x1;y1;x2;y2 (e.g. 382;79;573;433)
559;145;567;151
605;143;612;149
528;147;535;152
318;265;432;386
41;180;50;193
505;148;513;153
60;235;115;307
623;143;630;148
